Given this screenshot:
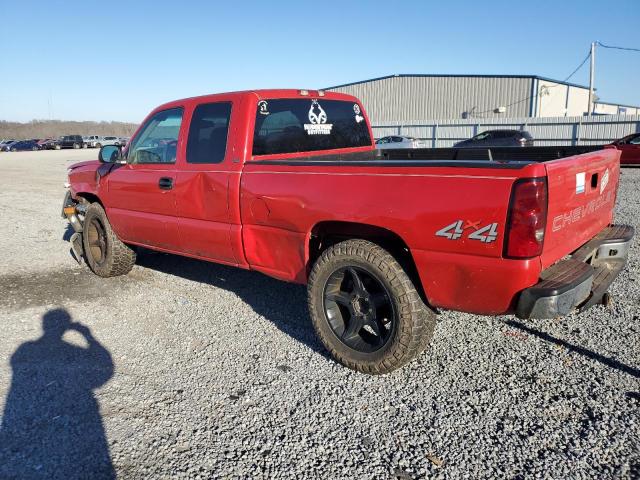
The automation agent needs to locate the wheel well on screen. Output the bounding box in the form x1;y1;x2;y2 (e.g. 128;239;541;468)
76;192;102;207
308;221;428;304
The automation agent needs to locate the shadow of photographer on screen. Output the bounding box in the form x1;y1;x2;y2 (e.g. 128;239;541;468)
0;308;115;479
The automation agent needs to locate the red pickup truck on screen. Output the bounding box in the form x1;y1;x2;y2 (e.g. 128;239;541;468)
62;89;634;374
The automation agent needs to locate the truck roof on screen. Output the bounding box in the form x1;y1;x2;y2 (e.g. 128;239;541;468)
153;89;361;112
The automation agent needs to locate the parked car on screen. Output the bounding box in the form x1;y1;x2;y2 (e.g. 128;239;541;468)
36;138;51;149
97;136;122;147
375;136;427;149
59;135;85;149
454;130;534;148
62;89;632;374
39;138;61;150
3;140;39;152
0;140;17;151
118;136;130;147
606;133;640;166
83;135;101;148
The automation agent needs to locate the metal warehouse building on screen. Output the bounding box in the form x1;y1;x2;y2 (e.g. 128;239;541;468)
326;74;639;124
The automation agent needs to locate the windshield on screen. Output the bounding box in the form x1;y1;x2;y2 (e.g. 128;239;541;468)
252;98;371;156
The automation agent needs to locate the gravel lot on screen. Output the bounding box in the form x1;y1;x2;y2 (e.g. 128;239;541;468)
0;149;638;479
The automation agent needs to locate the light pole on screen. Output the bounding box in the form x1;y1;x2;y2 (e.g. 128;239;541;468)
587;41;596;115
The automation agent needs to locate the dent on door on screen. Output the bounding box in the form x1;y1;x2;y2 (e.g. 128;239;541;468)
175;171;238;264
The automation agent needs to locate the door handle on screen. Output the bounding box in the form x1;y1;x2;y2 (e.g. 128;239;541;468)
158;177;174;190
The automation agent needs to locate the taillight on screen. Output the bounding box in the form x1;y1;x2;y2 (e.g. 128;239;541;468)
504;178;548;259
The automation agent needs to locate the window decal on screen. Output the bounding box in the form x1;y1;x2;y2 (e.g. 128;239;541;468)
258;100;269;115
304;100;333;135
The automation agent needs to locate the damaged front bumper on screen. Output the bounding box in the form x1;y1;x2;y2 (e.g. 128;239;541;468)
62;190;86;262
516;224;635;319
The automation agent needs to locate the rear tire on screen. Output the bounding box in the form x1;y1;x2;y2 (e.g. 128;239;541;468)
73;143;79;149
82;203;136;277
308;239;436;374
96;143;102;148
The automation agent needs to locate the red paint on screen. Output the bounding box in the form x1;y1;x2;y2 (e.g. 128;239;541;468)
67;89;621;316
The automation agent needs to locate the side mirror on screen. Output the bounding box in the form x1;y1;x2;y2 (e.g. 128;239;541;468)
98;145;123;163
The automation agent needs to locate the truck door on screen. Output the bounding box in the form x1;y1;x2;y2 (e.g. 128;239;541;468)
104;107;183;251
173;100;239;264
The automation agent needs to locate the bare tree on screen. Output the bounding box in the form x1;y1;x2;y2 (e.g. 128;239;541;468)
0;120;139;140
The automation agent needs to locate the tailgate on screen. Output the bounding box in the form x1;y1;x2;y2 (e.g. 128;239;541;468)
541;148;620;269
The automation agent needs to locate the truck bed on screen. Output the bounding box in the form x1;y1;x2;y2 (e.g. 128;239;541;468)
253;146;605;168
243;146;621;313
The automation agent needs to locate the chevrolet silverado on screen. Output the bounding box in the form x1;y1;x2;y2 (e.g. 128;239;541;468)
62;89;634;374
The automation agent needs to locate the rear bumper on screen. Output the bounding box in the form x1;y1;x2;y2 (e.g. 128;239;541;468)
516;224;634;319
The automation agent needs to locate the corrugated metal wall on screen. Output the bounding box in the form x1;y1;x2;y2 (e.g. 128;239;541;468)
371;114;640;147
328;76;532;123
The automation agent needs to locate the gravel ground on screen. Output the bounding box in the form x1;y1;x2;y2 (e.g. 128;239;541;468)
0;149;638;479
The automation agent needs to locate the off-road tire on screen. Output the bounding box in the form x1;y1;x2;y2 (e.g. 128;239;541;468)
308;239;436;374
82;202;136;277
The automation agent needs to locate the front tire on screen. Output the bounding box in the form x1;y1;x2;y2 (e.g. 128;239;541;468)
82;203;136;277
73;143;79;149
308;239;436;374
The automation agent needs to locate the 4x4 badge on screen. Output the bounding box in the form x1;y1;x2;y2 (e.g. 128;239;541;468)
436;220;499;243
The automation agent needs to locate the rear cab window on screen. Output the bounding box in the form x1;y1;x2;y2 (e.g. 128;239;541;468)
252;98;371;156
186;102;232;164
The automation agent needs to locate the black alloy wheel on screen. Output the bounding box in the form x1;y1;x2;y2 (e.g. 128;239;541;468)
308;239;437;374
323;266;396;353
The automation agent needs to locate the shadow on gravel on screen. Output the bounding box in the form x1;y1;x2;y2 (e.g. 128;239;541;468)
507;320;640;379
0;308;115;479
62;223;74;242
136;249;328;357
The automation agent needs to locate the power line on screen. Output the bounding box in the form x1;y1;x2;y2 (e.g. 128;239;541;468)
562;51;591;83
468;50;591;117
597;41;640;53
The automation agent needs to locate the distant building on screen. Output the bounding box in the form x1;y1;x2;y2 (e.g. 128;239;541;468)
325;74;639;124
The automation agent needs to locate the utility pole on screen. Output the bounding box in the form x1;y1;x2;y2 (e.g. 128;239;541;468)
587;41;596;116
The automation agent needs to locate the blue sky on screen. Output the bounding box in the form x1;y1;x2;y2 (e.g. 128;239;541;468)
1;0;638;123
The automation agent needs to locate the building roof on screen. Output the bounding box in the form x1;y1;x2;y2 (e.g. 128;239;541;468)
326;74;590;91
594;100;639;109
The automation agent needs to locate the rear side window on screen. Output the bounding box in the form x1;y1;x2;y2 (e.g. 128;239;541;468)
252;98;371;156
187;102;232;164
